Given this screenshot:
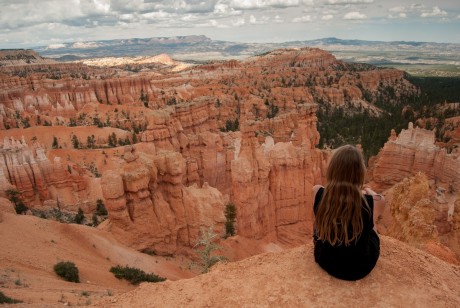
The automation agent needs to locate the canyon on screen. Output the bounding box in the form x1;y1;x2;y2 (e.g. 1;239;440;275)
0;47;459;306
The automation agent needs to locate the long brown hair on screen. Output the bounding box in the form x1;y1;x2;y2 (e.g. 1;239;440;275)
315;145;369;246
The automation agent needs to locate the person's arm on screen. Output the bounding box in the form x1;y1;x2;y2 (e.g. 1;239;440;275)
363;185;386;228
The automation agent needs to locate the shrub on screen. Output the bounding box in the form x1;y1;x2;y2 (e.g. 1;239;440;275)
109;265;166;285
0;291;22;304
6;189;28;214
53;261;80;283
96;199;108;216
74;208;84;224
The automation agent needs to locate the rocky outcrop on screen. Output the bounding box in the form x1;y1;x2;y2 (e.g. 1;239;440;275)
0;49;53;66
101;145;225;254
0;136;88;207
385;173;459;264
231;105;327;245
368;123;460;191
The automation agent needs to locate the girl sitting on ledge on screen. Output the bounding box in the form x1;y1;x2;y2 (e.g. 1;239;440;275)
312;145;385;281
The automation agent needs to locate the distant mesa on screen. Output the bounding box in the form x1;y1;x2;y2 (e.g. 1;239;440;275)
0;49;54;66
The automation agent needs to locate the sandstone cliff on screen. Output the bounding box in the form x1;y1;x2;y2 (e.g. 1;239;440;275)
369;122;460;191
0;136;89;207
100;144;226;255
384;173;460;263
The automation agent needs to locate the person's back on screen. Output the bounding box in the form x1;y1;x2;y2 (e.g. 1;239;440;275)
312;145;385;281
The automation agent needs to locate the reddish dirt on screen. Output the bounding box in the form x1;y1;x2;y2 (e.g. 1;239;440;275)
0;212;193;307
93;236;460;308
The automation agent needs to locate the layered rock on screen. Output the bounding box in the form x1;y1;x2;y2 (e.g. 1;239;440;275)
368;123;460;191
231;104;327;245
101;145;225;254
0;136;88;207
385;173;459;264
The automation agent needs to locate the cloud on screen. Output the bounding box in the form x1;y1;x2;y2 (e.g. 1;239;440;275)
214;3;242;16
326;0;373;5
321;14;334;20
248;15;269;24
195;19;229;28
232;17;246;26
388;6;406;13
344;11;367;20
230;0;301;10
292;15;312;23
388;13;406;19
273;15;284;23
421;6;447;18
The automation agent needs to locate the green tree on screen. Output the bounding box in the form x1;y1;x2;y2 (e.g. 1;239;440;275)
6;189;28;214
224;203;237;237
71;135;80;149
140;90;149;107
52;136;59;149
74;208;84;224
86;135;96;148
194;226;227;273
108;132;117;147
96;199;108;216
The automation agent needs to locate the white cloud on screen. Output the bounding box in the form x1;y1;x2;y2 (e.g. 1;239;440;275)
421;6;447;18
326;0;373;4
321;14;334;20
248;15;269;24
344;11;367;20
292;15;312;23
142;10;172;20
230;0;301;10
273;15;284;23
232;17;246;26
196;19;229;28
214;3;242;16
389;6;406;13
388;13;406;19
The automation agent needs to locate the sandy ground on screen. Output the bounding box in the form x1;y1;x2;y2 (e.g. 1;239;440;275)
0;212;193;307
93;235;460;308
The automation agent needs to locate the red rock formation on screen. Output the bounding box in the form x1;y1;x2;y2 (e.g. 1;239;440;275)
368;123;460;191
384;173;459;264
0;47;417;254
0;136;88;207
101;145;225;254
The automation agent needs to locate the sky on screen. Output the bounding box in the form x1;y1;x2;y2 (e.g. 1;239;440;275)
0;0;459;49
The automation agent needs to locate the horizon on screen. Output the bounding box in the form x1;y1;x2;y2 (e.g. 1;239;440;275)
1;0;459;49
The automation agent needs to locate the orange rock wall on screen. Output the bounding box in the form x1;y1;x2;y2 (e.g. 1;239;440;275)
369;123;460;191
